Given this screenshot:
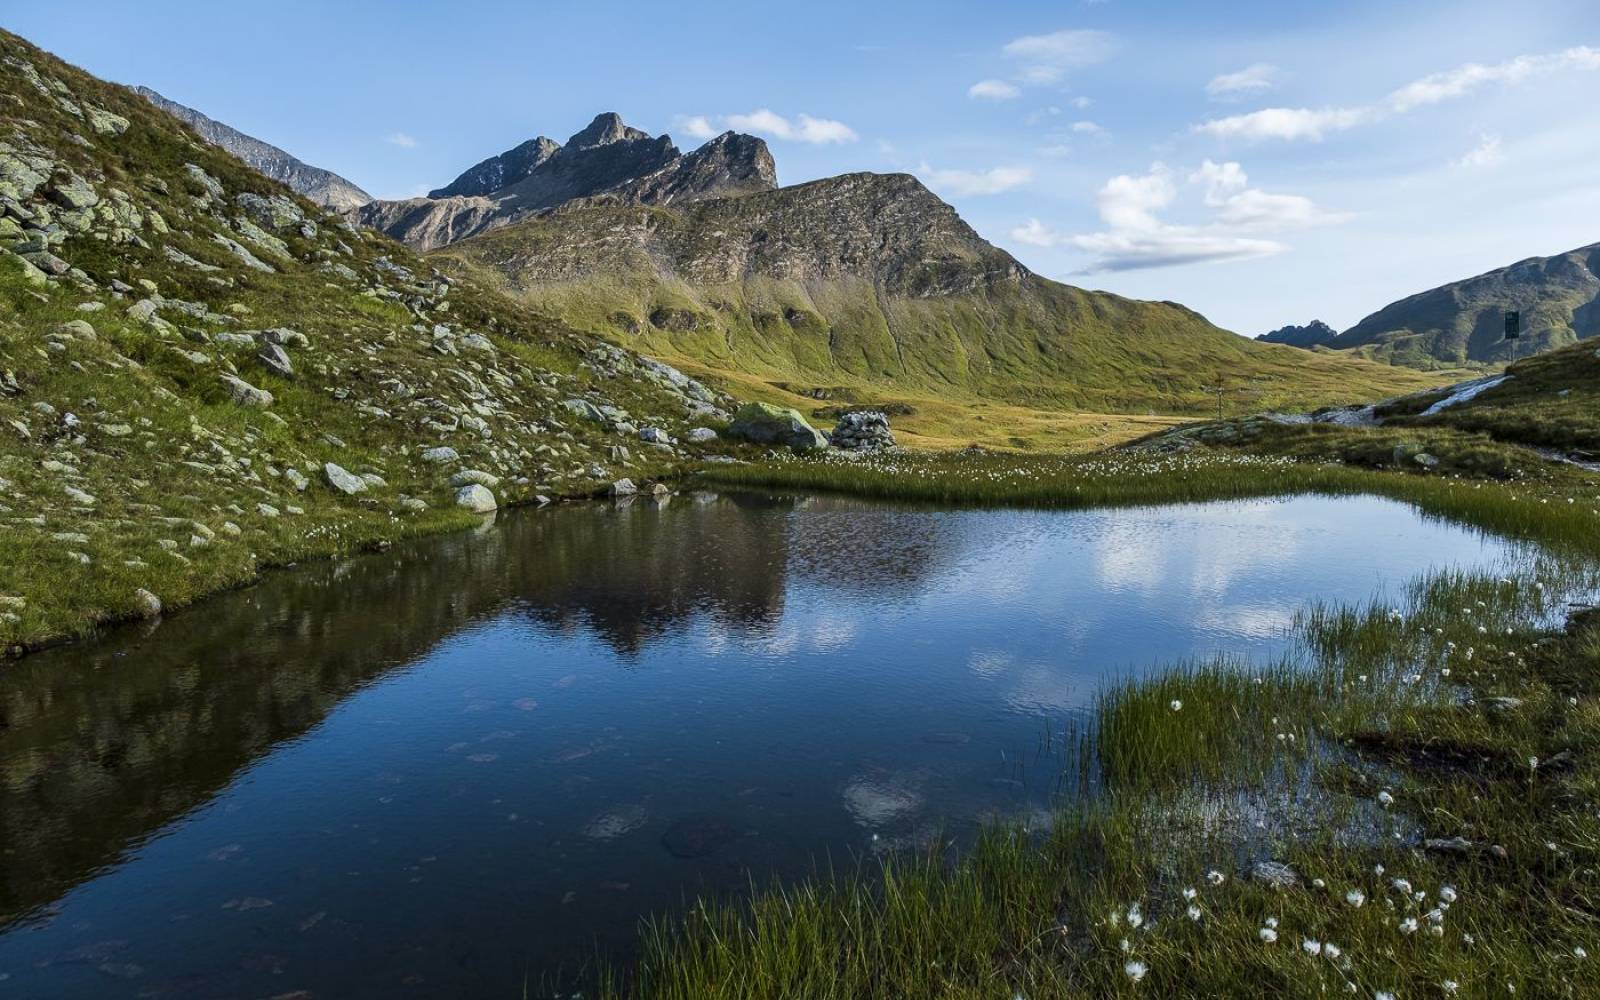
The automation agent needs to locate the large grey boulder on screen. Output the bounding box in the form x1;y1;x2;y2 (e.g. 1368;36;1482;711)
726;402;828;451
455;483;498;513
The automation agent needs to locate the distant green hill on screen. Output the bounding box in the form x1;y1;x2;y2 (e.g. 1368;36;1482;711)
1269;242;1600;370
434;174;1437;417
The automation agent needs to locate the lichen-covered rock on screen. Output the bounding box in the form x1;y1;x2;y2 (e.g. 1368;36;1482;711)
726;402;828;451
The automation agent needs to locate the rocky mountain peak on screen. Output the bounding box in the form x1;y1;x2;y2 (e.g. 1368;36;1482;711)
567;112;647;149
429;134;561;199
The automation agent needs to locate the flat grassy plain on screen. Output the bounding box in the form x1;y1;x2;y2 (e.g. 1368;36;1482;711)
580;442;1600;998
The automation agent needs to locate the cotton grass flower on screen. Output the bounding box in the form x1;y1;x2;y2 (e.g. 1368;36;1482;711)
1440;885;1457;904
1301;939;1322;956
1259;926;1278;943
1377;790;1395;808
1169;699;1182;711
1399;917;1419;934
1182;887;1197;901
1186;904;1202;921
1345;889;1366;907
1124;959;1148;982
1206;870;1226;886
1126;904;1143;929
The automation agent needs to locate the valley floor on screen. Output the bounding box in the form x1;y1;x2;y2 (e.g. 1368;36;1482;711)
578;432;1600;998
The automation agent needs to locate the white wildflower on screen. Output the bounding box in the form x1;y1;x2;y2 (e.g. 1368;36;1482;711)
1346;889;1366;907
1440;885;1457;904
1259;927;1278;943
1182;887;1197;901
1169;699;1182;711
1377;790;1395;808
1186;904;1202;921
1302;938;1322;956
1207;870;1226;886
1399;917;1419;934
1124;959;1148;982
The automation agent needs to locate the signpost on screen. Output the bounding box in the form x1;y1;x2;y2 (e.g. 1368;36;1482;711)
1504;310;1521;340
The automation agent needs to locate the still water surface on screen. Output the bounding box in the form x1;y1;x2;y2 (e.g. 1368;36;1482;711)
0;492;1533;996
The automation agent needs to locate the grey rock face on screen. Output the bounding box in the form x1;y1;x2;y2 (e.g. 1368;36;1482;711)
455;483;497;512
322;462;367;495
430;136;561;199
421;446;459;463
609;478;637;496
829;410;896;451
135;87;372;210
726;402;828;451
686;427;718;443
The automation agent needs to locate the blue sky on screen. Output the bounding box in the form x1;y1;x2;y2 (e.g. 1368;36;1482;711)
9;1;1600;334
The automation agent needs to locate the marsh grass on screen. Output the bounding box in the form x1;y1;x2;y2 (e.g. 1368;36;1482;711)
586;458;1600;999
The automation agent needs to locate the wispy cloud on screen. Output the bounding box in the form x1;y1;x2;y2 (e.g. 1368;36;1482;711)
917;162;1033;197
1455;133;1504;169
1195;46;1600;142
1070;120;1105;135
1063;160;1342;272
968;79;1022;100
1206;63;1278;99
722;109;858;144
1002;29;1116;69
385;132;418;149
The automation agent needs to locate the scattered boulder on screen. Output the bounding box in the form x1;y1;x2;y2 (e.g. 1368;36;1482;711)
455;483;497;513
322;462;367;495
421;446;459;464
132;588;162;618
449;469;500;487
726;402;829;451
609;478;638;496
686;427;718;444
256;343;293;379
830;410;896;451
221;375;272;408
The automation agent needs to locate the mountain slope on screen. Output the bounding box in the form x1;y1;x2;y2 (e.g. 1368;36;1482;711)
133;86;372;210
0;29;738;651
356;114;777;251
434;173;1439;416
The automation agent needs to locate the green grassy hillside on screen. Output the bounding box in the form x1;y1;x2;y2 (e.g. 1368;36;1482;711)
0;30;738;651
435;186;1442;422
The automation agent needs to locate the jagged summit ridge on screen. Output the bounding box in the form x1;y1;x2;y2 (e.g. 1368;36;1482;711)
358;112;777;250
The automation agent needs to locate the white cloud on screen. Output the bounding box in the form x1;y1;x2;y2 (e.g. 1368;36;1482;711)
1190;159;1248;201
677;115;719;140
1194;106;1372;141
1455;133;1504;169
1206;63;1278;99
724;109;858;144
1189;159;1345;228
1002;29;1116;68
1066;160;1343;272
1195;46;1600;142
1070;120;1105;135
385;132;418;149
1071;96;1093;109
1011;218;1065;247
968;79;1022;100
917;163;1033;197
